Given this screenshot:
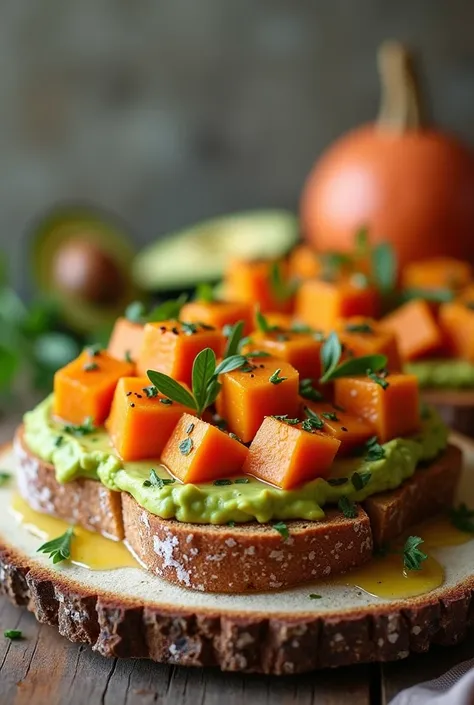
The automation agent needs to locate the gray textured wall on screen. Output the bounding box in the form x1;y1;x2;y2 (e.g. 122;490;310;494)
1;0;473;289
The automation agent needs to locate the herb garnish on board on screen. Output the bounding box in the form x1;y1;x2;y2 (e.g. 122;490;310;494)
37;527;74;564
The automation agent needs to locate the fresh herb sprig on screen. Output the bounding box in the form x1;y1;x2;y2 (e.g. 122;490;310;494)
319;332;387;383
37;527;74;564
255;308;278;334
402;536;427;571
125;294;188;324
148;348;246;417
269;262;298;302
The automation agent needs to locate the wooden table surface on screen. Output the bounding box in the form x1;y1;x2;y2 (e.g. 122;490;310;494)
1;414;474;704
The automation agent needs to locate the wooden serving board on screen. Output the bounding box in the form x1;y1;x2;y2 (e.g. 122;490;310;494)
2;436;474;674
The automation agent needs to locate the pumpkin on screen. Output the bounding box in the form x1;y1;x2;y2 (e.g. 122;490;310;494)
300;41;474;268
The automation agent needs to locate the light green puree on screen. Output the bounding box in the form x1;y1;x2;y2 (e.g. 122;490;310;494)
405;359;474;389
24;395;448;525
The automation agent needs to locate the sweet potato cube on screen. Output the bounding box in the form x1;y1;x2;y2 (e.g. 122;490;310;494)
288;245;322;281
53;349;135;426
402;257;472;292
107;317;145;363
439;300;474;361
224;259;293;313
295;278;379;332
106;377;196;461
136;320;224;384
334;374;420;443
243;329;323;379
380;300;443;361
161;413;248;483
243;416;340;489
254;311;293;330
216;357;299;442
302;401;374;455
180;300;254;335
335;317;401;371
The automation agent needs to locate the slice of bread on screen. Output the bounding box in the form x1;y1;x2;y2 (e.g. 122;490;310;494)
14;427;124;540
363;444;462;547
13;424;462;593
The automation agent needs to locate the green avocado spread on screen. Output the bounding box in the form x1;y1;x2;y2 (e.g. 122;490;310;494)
23;395;448;525
405;359;474;389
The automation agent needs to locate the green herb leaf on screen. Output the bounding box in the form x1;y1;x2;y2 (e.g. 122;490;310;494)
345;322;373;334
213;479;233;486
37;527;74;564
143;469;175;489
83;361;99;372
273;521;289;541
147;370;197;410
403;535;427;571
338;496;357;519
125;300;147;323
223;321;245;359
322;411;338;421
214;354;247;376
269;262;297;302
195;282;215;303
299;378;324;402
309;594;322;600
320;353;387;383
327;477;349;486
179;437;193;456
234;477;249;484
351;471;371;491
355;225;369;256
142;385;158;398
147;293;188;322
255;308;276;334
203;378;221;409
320;332;342;379
269;368;287;385
372;242;397;294
0;471;10;486
246;350;270;358
192;348;217;414
365;436;386;461
4;630;22;640
367;369;390;389
272;415;300;425
62;417;96;437
449;504;474;533
402;288;455;304
304;406;324;429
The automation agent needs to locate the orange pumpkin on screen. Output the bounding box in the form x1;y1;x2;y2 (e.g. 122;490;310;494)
300;41;474;268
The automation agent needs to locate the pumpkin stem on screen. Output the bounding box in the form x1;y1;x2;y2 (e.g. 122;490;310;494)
377;40;425;132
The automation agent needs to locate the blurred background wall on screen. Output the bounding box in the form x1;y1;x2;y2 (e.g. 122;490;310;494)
1;0;473;290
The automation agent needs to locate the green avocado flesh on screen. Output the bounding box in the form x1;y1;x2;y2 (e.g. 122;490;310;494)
405;359;474;389
23;396;448;525
132;210;299;291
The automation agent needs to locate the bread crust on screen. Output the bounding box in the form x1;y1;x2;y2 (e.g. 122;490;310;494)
363;444;462;546
14;427;124;540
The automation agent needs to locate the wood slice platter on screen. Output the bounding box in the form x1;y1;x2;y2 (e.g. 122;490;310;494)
2;437;474;675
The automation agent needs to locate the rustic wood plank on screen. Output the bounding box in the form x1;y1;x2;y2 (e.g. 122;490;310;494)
0;596;376;704
381;629;474;704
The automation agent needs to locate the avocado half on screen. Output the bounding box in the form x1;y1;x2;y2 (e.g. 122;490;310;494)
133;210;300;291
31;205;139;334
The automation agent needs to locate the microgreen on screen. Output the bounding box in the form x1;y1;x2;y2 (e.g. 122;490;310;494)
319;332;387;383
37;527;74;564
338;496;357;519
402;536;427;571
449;504;474;533
273;521;289;541
269;261;298;302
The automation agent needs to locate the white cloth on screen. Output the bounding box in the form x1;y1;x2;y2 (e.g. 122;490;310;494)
390;658;474;704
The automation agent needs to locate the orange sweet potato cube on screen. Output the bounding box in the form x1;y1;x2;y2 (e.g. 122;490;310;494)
243;416;340;489
224;259;293;313
107;317;145;363
136;320;224;384
243;329;323;379
161;413;248;483
295;278;379;332
334;373;420;443
215;357;299;443
288;245;322;281
380;299;443;361
439;300;474;361
53;349;135;426
301;401;374;456
402;257;472;292
106;377;196;461
180;300;254;335
335;317;401;371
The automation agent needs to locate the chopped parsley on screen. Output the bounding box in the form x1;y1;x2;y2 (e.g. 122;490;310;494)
365;436;386;461
303;406;324;430
4;630;22;640
83;362;99;372
62;417;96;437
269;368;287;385
299;378;324;402
159;398;173;405
338;496;357;519
234;478;249;484
308;594;322;600
186;422;195;435
143;385;158;398
272;415;300;426
367;369;389;389
179;438;193;456
403;536;427;571
351;470;371;491
124;350;133;363
143;469;175;489
322;411;338;421
213;479;233;486
273;521;289;541
37;527;74;564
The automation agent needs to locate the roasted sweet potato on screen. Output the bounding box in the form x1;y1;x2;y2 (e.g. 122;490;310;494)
288;245;322;281
402;257;472;292
107;317;145;363
224;259;294;313
334;373;420;443
301;400;374;455
136;320;224;385
335;317;401;371
180;300;254;336
380;299;443;361
216;356;299;442
53;349;135;426
243;416;340;489
295;278;379;332
106;377;196;461
161;413;248;483
439;300;474;361
243;329;323;379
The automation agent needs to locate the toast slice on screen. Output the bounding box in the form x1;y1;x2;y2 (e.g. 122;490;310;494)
363;443;462;547
14;427;124;540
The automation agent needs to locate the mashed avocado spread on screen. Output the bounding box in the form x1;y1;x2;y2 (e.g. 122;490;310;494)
405;359;474;389
23;395;448;525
